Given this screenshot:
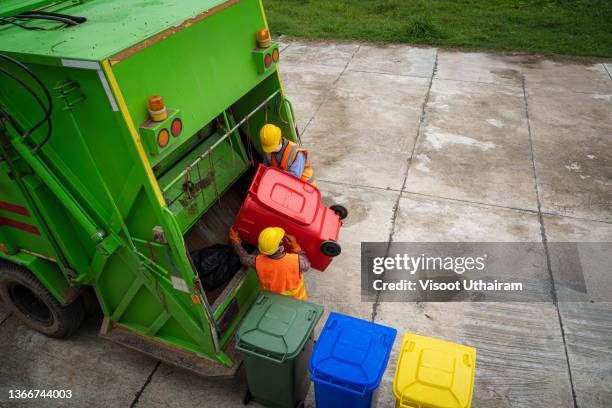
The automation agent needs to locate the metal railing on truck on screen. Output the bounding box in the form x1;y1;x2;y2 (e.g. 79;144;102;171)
161;89;283;203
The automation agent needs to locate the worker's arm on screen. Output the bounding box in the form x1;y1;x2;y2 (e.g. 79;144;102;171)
262;153;271;166
233;241;257;268
283;234;310;272
287;151;306;179
297;251;310;273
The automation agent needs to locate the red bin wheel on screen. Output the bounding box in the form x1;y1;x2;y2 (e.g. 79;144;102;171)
320;240;341;257
330;204;348;220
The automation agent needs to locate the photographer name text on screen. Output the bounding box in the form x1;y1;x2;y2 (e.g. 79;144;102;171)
372;279;523;291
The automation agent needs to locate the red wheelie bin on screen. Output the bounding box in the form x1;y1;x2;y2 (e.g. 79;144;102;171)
234;164;345;271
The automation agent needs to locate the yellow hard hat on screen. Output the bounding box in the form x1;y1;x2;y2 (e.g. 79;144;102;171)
259;124;282;153
258;227;285;255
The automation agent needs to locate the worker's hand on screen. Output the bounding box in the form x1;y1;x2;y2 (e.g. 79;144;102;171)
283;234;302;253
229;226;241;245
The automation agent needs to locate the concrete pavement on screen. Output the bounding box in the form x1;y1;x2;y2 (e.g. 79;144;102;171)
1;39;611;407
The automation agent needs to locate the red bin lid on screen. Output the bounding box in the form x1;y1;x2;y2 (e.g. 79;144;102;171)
256;167;320;225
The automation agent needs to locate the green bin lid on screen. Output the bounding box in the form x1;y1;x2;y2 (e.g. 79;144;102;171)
236;292;323;362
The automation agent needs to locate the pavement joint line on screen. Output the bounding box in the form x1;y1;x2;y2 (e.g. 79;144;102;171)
319;177;539;215
130;361;160;408
319;177;540;215
318;177;402;193
401;189;540;215
522;74;578;408
319;179;540;217
279;42;291;54
435;75;612;95
281;61;347;74
525;84;612;96
434;76;524;89
370;49;439;323
402;54;439;191
347;68;432;80
539;211;612;226
603;63;612;81
281;41;612;92
300;45;361;137
318;178;612;226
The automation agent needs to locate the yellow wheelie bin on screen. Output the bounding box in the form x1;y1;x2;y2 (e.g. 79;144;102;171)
393;333;476;408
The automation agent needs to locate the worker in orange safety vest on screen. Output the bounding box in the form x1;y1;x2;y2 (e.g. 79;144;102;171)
259;123;316;187
230;226;309;300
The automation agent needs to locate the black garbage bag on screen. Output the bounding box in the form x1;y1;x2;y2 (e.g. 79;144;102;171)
191;244;242;292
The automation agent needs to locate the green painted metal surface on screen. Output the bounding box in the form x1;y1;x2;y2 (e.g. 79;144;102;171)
0;0;299;372
0;251;75;304
0;0;230;60
158;129;249;232
0;0;58;18
0;156;54;258
111;0;271;166
237;293;323;360
236;292;324;407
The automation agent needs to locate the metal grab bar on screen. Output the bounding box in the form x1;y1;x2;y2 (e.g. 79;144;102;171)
161;90;281;194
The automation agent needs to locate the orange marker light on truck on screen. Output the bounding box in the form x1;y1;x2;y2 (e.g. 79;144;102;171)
272;48;279;63
256;28;271;49
171;118;182;137
148;95;168;122
157;128;170;147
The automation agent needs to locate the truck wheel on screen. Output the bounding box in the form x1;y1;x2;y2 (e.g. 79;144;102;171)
330;204;348;220
0;262;85;338
320;240;341;257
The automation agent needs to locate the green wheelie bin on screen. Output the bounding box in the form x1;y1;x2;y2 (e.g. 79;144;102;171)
236;292;324;407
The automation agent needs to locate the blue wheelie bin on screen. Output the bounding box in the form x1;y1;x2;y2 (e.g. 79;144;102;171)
309;312;397;407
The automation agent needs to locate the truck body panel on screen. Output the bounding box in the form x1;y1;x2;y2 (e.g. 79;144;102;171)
0;0;298;373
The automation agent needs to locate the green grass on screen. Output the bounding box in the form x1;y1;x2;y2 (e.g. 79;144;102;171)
264;0;612;57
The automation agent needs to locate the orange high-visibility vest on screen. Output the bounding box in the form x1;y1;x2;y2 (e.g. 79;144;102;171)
271;141;316;186
255;253;307;300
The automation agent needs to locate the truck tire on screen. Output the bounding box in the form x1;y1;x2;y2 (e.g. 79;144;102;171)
0;262;85;338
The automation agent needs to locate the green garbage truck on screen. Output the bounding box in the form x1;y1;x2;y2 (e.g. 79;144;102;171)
0;0;298;377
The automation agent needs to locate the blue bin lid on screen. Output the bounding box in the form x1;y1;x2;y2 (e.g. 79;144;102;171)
309;312;397;392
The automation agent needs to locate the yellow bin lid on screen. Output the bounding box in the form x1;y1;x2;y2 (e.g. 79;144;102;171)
393;334;476;408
